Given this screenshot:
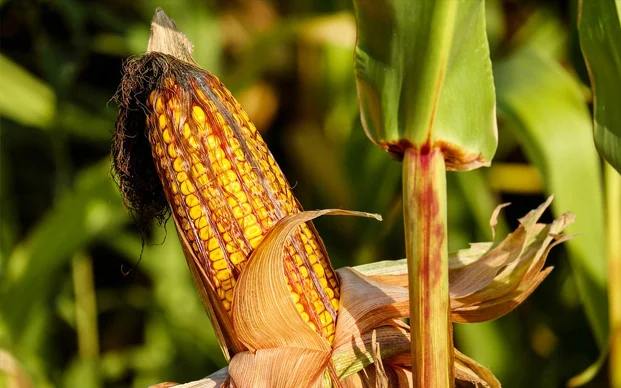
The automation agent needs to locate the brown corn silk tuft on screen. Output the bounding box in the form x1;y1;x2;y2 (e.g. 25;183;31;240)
113;52;339;344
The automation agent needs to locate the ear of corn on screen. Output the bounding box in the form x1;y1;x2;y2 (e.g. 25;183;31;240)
145;70;339;343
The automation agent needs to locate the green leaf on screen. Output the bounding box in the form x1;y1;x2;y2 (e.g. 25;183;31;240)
0;55;56;129
353;0;497;170
577;0;621;173
0;160;128;338
494;48;608;347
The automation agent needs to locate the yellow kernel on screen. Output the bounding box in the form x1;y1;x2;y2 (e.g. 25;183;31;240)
213;148;225;161
183;123;191;138
216;270;231;281
227;181;242;194
300;312;310;323
299;266;308;278
220;158;231;171
192;163;206;177
217;287;225;300
230;252;244;265
167;144;177;158
213;259;228;271
207;238;219;251
313;263;325;278
215;112;225;125
330;299;339;312
155;142;164;157
236;191;248;203
250;236;263;248
162;129;172;144
313;299;325;314
189;205;201;220
188;136;198;149
308;322;317;332
158;114;167;129
155;96;164;113
222;300;231;311
207;135;218;148
295;303;304;313
244;225;262;239
320;311;333;326
180;181;195;195
225;243;237;253
185;194;199;207
173;157;184;172
192;106;206;124
233;203;252;219
196;174;209;188
176;172;188;182
199;227;210;240
328;334;335;343
171;183;178;194
192;243;198;252
291;292;300;303
221;279;232;291
225;289;234;302
324;324;335;335
294;254;303;266
243;214;257;227
324;288;334;299
196;216;207;228
210;249;224;262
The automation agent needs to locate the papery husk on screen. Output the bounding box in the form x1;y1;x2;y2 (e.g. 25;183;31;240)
352;198;575;323
229;209;381;385
231;209;381;352
331;325;411;380
454;349;501;388
229;348;329;388
333;268;409;348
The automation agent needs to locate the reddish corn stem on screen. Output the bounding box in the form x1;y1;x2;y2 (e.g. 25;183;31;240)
403;147;453;387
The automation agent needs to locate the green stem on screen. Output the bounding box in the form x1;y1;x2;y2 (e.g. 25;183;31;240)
72;251;100;360
607;163;621;387
403;147;453;387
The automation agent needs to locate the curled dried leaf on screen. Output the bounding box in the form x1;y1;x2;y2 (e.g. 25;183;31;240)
333;268;408;348
229;348;329;388
231;210;381;352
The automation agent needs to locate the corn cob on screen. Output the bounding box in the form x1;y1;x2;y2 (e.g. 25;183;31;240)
145;70;339;343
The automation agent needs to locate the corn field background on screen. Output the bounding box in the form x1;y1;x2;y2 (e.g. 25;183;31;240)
0;0;613;387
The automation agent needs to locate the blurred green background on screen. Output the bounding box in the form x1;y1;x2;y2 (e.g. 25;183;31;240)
0;0;610;387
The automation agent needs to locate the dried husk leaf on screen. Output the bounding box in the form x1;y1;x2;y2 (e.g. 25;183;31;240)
453;213;575;305
355;242;495;288
489;203;511;241
448;197;556;299
231;209;380;352
454;348;501;388
331;325;411;380
333;268;409;348
229;348;329;388
451;267;554;323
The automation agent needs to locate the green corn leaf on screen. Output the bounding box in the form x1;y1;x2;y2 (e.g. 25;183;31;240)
0;55;56;129
352;0;497;170
494;48;608;347
577;0;621;173
0;160;128;338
